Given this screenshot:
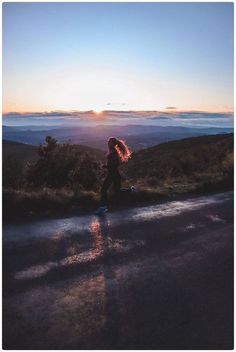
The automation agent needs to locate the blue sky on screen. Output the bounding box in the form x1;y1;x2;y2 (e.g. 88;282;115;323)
3;2;234;114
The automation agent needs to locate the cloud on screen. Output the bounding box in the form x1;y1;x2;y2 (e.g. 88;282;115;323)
165;107;177;110
4;111;77;119
4;110;233;121
175;112;234;119
148;111;233;120
148;116;171;120
2;110;233;128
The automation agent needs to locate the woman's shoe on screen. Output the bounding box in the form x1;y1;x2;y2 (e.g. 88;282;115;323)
95;206;108;215
130;186;137;193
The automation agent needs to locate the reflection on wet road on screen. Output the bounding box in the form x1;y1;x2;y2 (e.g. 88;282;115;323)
3;192;233;349
3;191;232;243
14;217;145;280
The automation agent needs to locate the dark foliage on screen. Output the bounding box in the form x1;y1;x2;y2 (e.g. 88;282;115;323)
26;136;103;190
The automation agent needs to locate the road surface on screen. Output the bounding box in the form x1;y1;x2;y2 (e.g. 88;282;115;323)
3;192;234;349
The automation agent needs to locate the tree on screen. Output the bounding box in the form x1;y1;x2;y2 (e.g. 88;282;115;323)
68;153;102;192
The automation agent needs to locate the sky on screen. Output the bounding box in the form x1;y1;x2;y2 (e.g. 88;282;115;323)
3;2;234;115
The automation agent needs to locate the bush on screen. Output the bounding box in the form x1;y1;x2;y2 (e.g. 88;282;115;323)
26;136;103;191
68;153;102;192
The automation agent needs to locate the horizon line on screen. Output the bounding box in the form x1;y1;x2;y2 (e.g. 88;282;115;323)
3;109;234;116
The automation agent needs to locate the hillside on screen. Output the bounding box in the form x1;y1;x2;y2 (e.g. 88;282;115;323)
123;133;234;192
2;139;105;162
3;133;234;220
3;134;233;190
3;139;105;191
3;140;37;161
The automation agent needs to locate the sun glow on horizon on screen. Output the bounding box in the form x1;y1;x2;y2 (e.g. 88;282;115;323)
93;109;103;115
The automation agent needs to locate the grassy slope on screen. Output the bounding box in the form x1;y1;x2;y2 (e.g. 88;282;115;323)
123;133;233;192
3;140;38;161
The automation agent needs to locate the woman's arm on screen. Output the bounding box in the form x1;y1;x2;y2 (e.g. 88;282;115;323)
107;151;119;170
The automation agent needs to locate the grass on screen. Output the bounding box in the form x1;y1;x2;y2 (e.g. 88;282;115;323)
3;173;233;222
123;133;233;188
3;188;100;221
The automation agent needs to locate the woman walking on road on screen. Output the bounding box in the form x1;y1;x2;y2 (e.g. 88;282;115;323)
96;137;131;215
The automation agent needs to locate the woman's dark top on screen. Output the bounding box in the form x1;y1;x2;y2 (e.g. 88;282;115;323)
106;149;119;174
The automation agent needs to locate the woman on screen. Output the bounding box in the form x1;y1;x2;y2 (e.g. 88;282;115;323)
96;137;131;215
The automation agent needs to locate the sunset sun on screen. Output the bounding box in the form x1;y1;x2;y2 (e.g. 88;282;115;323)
93;109;103;115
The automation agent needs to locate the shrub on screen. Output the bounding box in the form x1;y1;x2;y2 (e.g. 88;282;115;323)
26;136;103;190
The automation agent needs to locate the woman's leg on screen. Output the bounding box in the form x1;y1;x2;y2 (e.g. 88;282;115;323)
101;174;113;205
113;172;121;196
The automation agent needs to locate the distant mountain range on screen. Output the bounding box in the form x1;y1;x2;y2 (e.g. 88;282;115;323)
2;124;233;151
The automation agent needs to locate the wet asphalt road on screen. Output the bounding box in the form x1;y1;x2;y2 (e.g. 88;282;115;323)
3;192;234;349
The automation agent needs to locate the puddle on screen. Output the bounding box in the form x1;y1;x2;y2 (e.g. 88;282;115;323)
185;223;196;230
208;214;225;223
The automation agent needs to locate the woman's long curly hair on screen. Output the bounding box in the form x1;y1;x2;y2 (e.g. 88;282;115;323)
108;137;131;162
